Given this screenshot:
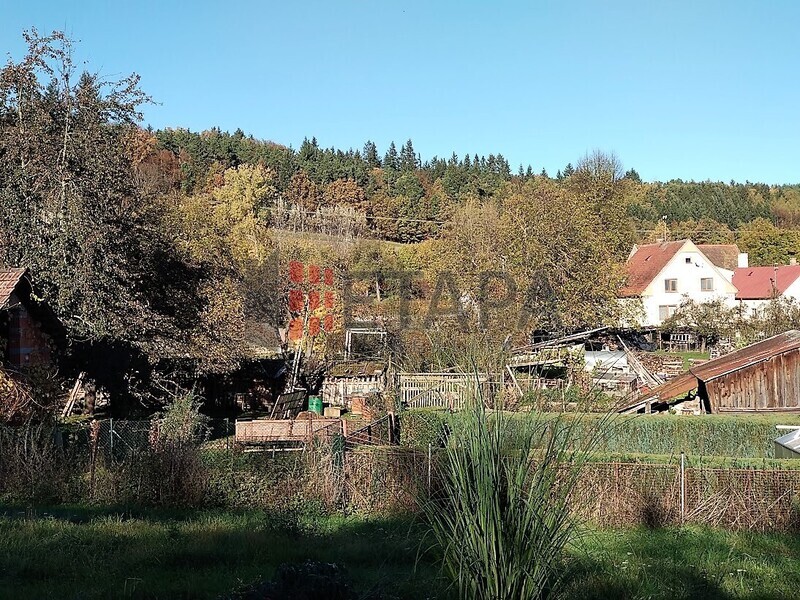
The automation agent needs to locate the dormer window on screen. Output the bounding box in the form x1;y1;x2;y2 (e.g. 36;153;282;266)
665;279;678;293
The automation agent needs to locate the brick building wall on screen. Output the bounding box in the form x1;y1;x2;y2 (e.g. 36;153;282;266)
5;292;52;369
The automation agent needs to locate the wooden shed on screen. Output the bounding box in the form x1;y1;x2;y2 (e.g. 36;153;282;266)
640;331;800;413
0;268;60;369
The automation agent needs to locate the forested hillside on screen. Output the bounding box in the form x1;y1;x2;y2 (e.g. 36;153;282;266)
149;127;800;261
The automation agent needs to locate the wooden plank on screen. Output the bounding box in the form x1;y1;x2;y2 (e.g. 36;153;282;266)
61;371;86;418
506;365;523;398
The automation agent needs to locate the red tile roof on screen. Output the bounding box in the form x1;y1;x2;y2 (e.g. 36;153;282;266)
732;265;800;300
621;241;686;297
0;268;26;308
696;244;741;271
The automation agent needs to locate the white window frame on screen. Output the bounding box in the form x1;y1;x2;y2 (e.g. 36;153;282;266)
659;305;677;321
664;279;678;293
700;277;714;292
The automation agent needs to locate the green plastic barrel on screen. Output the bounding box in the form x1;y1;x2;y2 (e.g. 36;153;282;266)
308;395;323;415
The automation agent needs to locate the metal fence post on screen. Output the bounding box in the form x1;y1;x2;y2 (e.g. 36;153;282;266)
680;452;686;523
427;443;432;494
109;418;114;460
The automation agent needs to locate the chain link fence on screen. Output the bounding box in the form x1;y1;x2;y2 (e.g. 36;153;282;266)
92;417;236;460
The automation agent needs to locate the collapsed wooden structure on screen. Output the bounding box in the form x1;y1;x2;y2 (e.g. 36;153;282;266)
629;331;800;414
234;411;399;450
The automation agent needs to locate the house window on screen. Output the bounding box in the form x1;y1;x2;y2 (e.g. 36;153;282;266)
685;257;692;264
659;305;677;321
664;279;678;293
701;277;714;292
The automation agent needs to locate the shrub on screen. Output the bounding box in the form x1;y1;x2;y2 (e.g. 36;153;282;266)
118;392;212;506
0;421;83;503
399;409;453;448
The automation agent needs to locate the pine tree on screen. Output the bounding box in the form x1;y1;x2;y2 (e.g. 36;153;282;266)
384;141;399;170
624;168;641;183
363;140;381;168
400;139;418;171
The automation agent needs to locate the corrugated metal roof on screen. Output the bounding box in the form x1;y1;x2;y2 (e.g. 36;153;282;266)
621;240;686;297
775;428;800;458
643;330;800;402
733;265;800;300
697;244;741;271
645;371;698;401
642;329;800;400
0;268;26;308
691;330;800;381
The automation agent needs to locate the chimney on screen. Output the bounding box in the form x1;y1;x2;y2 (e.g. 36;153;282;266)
737;252;749;268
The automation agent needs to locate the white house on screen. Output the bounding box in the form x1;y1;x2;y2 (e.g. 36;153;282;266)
732;264;800;314
620;240;741;327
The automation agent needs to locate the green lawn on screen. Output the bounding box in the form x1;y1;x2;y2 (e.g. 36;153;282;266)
655;349;711;370
0;506;441;600
1;506;799;599
569;526;800;600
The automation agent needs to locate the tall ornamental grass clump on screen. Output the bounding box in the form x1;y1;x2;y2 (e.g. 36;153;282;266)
420;378;607;600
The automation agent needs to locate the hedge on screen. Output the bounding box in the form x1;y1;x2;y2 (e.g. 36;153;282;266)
398;409;800;459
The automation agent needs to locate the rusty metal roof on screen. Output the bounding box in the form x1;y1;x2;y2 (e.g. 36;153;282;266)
643;330;800;401
644;371;698;401
691;330;800;381
0;268;26;308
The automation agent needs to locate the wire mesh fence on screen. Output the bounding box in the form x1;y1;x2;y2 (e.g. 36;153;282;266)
2;414;800;530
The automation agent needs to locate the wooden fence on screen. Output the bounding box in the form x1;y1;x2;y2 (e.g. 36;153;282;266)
397;372;498;410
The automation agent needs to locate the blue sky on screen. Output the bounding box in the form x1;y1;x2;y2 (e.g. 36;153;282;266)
3;1;799;184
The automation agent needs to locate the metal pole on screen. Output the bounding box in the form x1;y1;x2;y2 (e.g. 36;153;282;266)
109;418;114;459
427;443;432;494
680;452;685;523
